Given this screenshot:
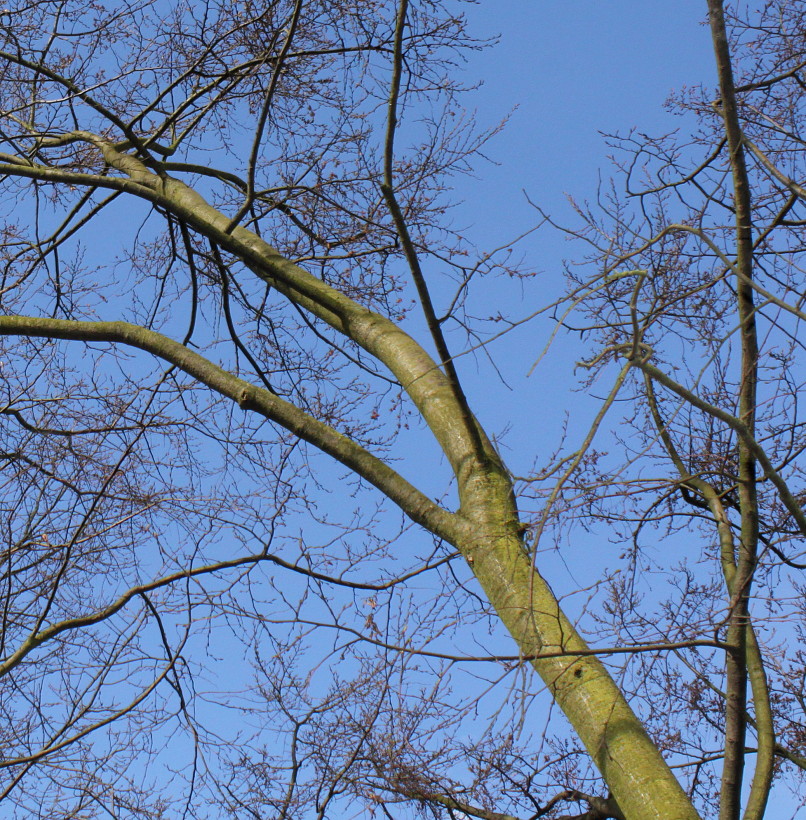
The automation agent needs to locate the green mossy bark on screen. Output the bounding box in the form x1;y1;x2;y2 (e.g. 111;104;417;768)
456;469;700;820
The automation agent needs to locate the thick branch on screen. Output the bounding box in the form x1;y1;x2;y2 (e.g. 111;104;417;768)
0;141;488;505
0;315;461;546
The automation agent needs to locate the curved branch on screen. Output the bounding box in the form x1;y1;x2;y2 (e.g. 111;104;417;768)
0;314;462;546
0;138;489;501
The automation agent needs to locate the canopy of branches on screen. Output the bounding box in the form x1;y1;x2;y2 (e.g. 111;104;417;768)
0;2;804;820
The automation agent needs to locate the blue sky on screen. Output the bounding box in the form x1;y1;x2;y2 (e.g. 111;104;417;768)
459;3;714;231
434;3;719;447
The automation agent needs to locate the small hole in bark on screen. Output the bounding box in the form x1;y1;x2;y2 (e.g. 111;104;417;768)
574;668;583;678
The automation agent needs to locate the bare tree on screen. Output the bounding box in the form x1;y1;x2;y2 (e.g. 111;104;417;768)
0;1;804;819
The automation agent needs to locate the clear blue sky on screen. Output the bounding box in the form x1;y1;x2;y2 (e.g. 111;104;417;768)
437;2;718;448
458;3;713;233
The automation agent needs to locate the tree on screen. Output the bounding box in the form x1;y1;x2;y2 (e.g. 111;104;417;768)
0;1;804;818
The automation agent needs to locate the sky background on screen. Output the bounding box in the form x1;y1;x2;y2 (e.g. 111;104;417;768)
458;2;713;235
